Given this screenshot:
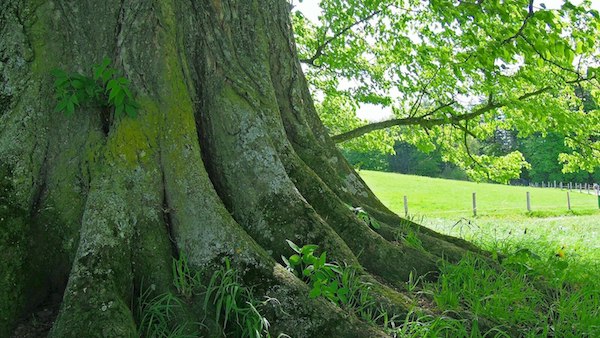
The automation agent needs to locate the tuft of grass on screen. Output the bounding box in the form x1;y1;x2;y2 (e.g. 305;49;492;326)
136;285;198;338
203;258;273;338
392;311;472;338
172;252;202;299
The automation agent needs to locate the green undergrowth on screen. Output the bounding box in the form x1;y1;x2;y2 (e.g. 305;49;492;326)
377;241;600;337
135;254;275;338
398;215;600;337
282;240;379;322
137;222;599;337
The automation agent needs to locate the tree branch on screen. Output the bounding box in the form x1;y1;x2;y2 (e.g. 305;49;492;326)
332;86;556;143
300;7;386;66
500;0;534;45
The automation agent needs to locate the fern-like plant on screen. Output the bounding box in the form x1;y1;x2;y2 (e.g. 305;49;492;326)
52;57;139;118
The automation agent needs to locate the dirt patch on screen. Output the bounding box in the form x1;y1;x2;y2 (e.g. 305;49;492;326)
11;294;61;338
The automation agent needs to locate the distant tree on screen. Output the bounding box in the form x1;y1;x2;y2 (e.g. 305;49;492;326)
520;133;596;183
342;148;390;171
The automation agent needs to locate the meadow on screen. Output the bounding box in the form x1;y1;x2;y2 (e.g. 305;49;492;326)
359;170;600;337
359;170;599;218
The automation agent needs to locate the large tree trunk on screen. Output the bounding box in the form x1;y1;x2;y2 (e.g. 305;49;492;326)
1;1;480;336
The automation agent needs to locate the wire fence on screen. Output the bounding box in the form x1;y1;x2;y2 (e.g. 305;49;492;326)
400;186;600;217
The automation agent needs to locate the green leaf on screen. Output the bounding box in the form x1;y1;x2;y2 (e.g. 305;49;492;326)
115;103;124;116
93;57;112;80
309;286;321;298
302;266;314;277
55;98;68;113
300;244;318;255
66;100;75;115
125;103;138;117
329;280;338;292
54;77;69;88
575;41;583;54
71;78;84;89
101;68;116;83
286;240;301;253
114;91;126;107
536;58;544;67
70;93;79;106
337;291;348;304
317;252;326;268
122;86;133;98
369;219;381;230
108;86;122;104
106;79;118;94
281;255;290;267
302;253;316;264
289;254;301;266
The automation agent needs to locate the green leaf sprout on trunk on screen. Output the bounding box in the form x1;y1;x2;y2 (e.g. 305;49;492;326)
52;57;139;118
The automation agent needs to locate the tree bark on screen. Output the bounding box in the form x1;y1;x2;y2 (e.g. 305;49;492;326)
1;0;480;336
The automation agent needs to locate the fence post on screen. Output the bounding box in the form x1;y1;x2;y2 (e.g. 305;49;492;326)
472;192;477;217
526;192;531;212
403;195;408;217
567;191;571;210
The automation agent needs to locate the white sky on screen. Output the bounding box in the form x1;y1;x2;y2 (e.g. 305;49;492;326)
294;0;600;121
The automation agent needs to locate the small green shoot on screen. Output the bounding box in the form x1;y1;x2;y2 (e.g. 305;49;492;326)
52;57;139;117
349;205;381;230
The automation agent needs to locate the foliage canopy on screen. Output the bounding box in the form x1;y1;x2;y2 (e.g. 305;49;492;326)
294;0;600;182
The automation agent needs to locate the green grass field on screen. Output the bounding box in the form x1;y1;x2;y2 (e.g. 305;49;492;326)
360;170;600;218
358;170;600;336
359;169;600;262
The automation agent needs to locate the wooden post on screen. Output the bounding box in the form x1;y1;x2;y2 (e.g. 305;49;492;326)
567;191;571;210
472;192;477;217
526;192;531;212
403;195;408;217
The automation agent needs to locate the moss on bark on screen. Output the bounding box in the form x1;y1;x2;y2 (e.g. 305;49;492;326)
0;165;29;336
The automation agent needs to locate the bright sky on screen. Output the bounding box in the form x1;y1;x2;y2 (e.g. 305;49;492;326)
294;0;600;121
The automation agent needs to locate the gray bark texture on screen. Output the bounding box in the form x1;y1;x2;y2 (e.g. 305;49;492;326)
0;0;481;336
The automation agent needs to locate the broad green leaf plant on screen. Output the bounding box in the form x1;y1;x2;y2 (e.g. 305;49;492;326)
52;57;139;118
294;0;600;182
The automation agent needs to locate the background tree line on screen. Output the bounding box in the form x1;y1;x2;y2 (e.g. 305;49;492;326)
343;134;600;184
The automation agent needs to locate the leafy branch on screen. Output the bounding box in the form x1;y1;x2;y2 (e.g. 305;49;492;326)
52;57;139;118
300;6;389;66
331;81;597;143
